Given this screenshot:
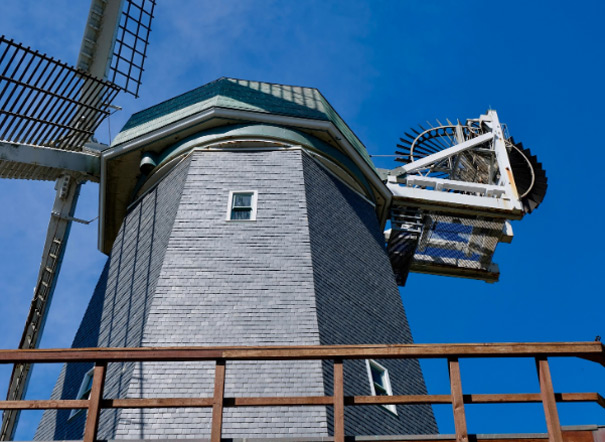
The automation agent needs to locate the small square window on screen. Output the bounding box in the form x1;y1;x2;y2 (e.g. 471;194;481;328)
68;367;94;419
227;191;257;221
366;360;397;414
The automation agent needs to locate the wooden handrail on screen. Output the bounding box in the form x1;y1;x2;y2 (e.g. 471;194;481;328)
0;342;602;442
0;342;602;364
0;392;601;411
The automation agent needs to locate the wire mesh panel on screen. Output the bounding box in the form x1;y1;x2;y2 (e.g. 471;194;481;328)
0;36;121;151
387;207;423;285
413;214;504;271
388;209;505;284
109;0;156;97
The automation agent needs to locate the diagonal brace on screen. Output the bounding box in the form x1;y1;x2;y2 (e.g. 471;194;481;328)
390;132;493;178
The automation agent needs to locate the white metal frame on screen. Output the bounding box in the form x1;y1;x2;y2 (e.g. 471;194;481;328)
226;190;258;221
365;359;397;415
390;132;494;177
387;110;524;217
0;141;100;179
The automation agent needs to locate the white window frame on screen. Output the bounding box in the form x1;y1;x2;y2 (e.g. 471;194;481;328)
68;367;95;419
366;359;397;415
226;190;258;221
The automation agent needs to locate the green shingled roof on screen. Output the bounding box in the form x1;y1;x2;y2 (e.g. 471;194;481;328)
112;77;375;171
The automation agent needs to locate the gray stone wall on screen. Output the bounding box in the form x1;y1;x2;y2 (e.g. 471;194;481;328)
34;156;192;440
302;153;438;435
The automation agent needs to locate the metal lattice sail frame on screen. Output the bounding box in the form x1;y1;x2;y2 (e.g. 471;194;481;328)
109;0;156;97
78;0;156;97
0;36;121;152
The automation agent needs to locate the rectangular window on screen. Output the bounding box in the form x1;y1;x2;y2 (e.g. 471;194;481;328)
366;360;397;414
68;367;95;419
227;190;257;221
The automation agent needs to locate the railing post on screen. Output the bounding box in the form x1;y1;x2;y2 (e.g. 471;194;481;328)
536;357;563;442
333;359;345;442
211;359;226;442
83;362;107;442
448;358;469;442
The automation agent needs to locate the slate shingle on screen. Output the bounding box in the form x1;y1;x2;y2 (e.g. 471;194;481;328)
35;149;435;439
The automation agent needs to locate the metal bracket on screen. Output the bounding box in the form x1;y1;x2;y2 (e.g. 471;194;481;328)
51;211;98;225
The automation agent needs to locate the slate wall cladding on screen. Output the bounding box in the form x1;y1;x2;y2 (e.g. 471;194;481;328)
115;149;329;438
302;152;438;435
36;146;436;440
34;156;192;440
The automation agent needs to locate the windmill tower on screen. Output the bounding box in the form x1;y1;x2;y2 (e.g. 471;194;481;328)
0;1;549;440
33;77;440;439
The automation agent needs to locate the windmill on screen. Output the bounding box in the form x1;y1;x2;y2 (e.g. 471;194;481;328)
0;2;551;441
0;0;156;438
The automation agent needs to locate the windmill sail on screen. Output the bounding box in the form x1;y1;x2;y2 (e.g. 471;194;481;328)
0;37;121;151
78;0;156;97
0;2;156;439
108;0;156;97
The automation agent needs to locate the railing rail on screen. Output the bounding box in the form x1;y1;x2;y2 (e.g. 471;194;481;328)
0;342;603;442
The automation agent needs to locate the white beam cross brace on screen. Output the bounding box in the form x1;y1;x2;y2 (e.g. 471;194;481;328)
389;132;494;179
488;110;519;201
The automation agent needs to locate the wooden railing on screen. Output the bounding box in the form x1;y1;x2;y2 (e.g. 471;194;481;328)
0;342;603;442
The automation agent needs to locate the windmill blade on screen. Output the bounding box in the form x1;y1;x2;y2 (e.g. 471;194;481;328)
0;36;121;151
0;176;82;441
77;0;126;79
0;8;119;439
1;3;156;437
78;0;157;97
109;0;156;97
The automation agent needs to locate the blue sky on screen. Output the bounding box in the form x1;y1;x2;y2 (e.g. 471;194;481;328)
0;0;603;438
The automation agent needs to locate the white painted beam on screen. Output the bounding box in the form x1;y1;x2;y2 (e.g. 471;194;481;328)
403;176;507;197
488;110;519;200
0;141;100;178
387;182;524;218
390;132;493;177
77;0;125;79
